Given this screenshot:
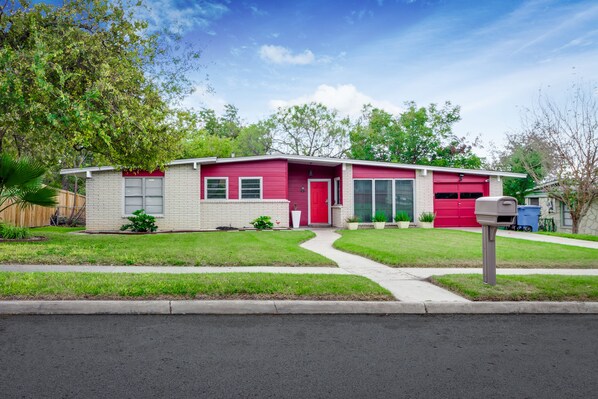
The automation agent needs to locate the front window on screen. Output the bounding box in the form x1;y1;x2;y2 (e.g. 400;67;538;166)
562;203;572;226
124;177;163;215
354;180;373;222
206;178;228;199
333;178;341;205
528;197;540;206
353;179;415;223
240;177;262;199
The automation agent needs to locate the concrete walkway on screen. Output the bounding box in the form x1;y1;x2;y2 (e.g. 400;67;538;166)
399;267;598;279
449;227;598;249
300;229;469;302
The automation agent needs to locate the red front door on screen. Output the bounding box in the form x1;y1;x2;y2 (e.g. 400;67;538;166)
310;181;329;224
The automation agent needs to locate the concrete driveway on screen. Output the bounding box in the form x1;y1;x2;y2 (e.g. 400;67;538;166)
447;227;598;249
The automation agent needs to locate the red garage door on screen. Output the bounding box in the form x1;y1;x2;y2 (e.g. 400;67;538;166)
433;173;489;227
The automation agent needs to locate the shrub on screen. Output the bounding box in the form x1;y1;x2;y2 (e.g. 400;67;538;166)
0;223;31;239
418;212;436;223
120;209;158;232
346;215;360;223
394;211;411;222
250;215;274;230
372;211;387;223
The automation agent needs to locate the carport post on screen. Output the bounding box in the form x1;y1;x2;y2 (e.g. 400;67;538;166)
482;225;497;286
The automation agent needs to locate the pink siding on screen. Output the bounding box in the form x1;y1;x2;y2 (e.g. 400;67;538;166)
352;164;415;179
200;160;288;200
122;170;165;177
288;164;336;225
433;172;488;183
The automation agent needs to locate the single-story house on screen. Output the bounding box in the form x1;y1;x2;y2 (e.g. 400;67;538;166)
60;155;525;231
525;183;598;235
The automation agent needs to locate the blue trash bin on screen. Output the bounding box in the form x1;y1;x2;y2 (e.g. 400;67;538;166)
516;205;541;232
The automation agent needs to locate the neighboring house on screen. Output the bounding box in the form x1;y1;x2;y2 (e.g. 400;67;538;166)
525;184;598;235
60;155;525;231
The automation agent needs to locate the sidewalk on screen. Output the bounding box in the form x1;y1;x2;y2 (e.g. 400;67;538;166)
301;229;469;302
449;227;598;249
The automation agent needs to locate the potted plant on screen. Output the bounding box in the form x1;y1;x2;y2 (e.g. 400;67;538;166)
345;215;360;230
291;203;301;229
394;211;411;229
372;211;387;229
418;212;435;229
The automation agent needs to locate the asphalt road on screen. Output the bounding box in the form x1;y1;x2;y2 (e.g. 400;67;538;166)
1;315;597;399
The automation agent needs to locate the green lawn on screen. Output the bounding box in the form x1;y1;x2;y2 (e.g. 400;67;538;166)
334;229;598;268
0;227;334;266
0;272;392;300
538;231;598;242
431;274;598;301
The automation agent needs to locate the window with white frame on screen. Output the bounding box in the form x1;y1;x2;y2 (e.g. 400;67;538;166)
124;177;163;215
240;177;262;199
353;179;414;223
333;178;341;205
205;178;228;199
562;203;573;226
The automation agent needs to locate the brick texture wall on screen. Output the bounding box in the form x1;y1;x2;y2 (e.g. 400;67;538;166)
86;170;123;231
333;164;354;228
415;170;434;219
199;200;290;229
85;165;201;231
489;176;503;196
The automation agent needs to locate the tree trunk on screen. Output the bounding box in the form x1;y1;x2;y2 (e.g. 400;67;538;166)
571;217;579;234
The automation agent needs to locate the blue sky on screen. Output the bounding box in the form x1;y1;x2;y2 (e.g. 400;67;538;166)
149;0;598;154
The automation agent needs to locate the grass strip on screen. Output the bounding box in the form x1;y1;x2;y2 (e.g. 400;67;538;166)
430;274;598;301
537;231;598;242
0;227;334;266
0;272;393;301
334;229;598;268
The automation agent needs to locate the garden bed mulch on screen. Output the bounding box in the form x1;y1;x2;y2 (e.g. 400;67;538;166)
81;228;293;235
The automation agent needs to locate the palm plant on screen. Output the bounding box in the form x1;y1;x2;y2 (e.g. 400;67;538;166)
0;154;58;215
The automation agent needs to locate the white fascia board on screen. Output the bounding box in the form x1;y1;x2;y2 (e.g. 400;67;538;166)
59;157;217;175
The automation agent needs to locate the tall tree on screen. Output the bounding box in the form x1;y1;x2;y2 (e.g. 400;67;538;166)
269;103;350;157
350;102;482;168
233;122;273;156
0;0;202;170
493;136;548;204
513;84;598;233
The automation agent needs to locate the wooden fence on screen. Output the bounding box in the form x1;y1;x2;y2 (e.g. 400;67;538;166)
0;189;86;227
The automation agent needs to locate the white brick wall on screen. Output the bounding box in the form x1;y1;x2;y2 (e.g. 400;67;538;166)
334;164;354;228
199;200;290;229
489;176;503;196
415;170;434;217
85;165;201;231
86;170;123;231
159;165;201;230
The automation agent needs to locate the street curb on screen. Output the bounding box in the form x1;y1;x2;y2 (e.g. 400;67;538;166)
1;300;597;315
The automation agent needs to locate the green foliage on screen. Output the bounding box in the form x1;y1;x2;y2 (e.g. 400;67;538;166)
233;122;273;156
495;136;546;203
418;212;436;223
120;209;158;233
0;223;31;239
346;215;360;223
394;211;411;222
0;0;202;170
350;102;482;168
250;215;274;230
0;153;58;215
269;102;350;157
372;211;387;223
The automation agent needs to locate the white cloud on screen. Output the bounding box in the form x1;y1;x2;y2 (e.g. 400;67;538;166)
181;86;227;114
259;45;315;65
141;1;229;34
269;84;402;116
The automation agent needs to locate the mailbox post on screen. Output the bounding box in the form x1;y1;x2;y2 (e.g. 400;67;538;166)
474;196;518;285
